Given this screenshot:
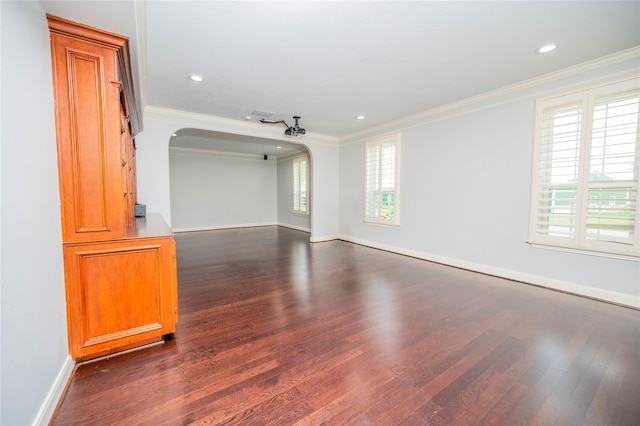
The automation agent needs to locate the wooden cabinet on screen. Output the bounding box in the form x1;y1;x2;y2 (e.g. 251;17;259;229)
48;15;177;360
63;215;177;360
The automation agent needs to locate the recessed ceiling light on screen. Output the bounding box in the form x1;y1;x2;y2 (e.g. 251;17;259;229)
537;43;557;54
188;74;204;82
276;146;282;149
356;115;365;120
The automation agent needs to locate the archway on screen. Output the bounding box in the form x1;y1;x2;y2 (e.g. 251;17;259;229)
167;128;312;234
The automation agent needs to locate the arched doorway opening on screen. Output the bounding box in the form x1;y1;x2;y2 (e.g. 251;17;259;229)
167;128;312;234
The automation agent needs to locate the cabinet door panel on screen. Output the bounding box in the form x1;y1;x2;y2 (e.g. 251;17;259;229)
64;239;175;360
82;247;161;342
70;52;111;233
51;32;124;242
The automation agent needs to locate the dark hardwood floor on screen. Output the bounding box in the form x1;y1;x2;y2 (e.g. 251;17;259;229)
52;226;640;425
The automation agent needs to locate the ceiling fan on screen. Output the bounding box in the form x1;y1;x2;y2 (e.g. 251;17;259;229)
260;115;306;138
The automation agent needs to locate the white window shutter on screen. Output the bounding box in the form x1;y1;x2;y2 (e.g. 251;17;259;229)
530;77;639;257
293;156;308;215
586;91;639;245
533;98;584;240
365;134;400;225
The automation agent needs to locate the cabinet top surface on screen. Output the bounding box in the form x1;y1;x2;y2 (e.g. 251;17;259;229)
125;213;174;239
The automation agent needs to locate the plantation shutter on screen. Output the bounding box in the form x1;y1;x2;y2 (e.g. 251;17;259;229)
299;158;307;213
530;78;639;256
586;91;639;245
293;159;300;212
293;157;308;214
365;134;399;225
365;143;380;219
533;98;584;240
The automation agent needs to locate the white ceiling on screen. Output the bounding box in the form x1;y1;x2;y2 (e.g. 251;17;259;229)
40;1;640;144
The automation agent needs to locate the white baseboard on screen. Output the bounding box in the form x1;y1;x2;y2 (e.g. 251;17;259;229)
310;234;338;243
169;225;640;308
33;355;75;425
277;223;311;233
173;222;312;235
336;234;640;309
173;222;278;233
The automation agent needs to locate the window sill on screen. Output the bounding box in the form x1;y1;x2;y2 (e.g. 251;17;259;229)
527;241;640;261
364;220;399;228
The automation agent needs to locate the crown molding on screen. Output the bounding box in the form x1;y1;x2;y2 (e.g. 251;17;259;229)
144;106;339;146
145;47;639;147
169;146;279;161
133;0;148;114
340;46;640;143
169;146;309;164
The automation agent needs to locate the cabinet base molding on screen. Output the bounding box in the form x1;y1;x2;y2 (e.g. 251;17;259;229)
80;334;175;363
76;336;165;363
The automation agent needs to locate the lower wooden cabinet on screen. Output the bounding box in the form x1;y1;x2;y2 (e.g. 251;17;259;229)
63;216;177;360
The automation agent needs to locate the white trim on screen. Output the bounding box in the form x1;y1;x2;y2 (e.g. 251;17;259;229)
339;67;640;149
277;223;311;233
310;234;338;243
145;105;339;147
528;242;640;261
173;222;278;233
336;234;640;309
340;47;640;143
33;355;75;426
174;223;311;235
132;0;147;115
276;149;310;162
169;146;277;162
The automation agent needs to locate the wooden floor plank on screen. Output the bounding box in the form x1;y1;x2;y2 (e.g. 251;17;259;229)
52;226;640;425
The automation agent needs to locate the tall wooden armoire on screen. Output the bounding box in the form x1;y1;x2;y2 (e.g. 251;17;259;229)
48;15;178;361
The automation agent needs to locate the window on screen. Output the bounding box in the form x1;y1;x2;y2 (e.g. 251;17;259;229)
365;133;400;225
293;156;308;215
529;78;640;257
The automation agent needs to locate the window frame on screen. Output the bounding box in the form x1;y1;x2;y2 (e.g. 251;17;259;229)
292;155;309;215
364;133;401;226
528;77;640;258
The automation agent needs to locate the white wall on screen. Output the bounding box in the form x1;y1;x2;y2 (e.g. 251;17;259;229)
277;154;311;232
170;148;278;230
305;140;339;242
338;54;640;307
135;107;339;240
0;2;70;424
